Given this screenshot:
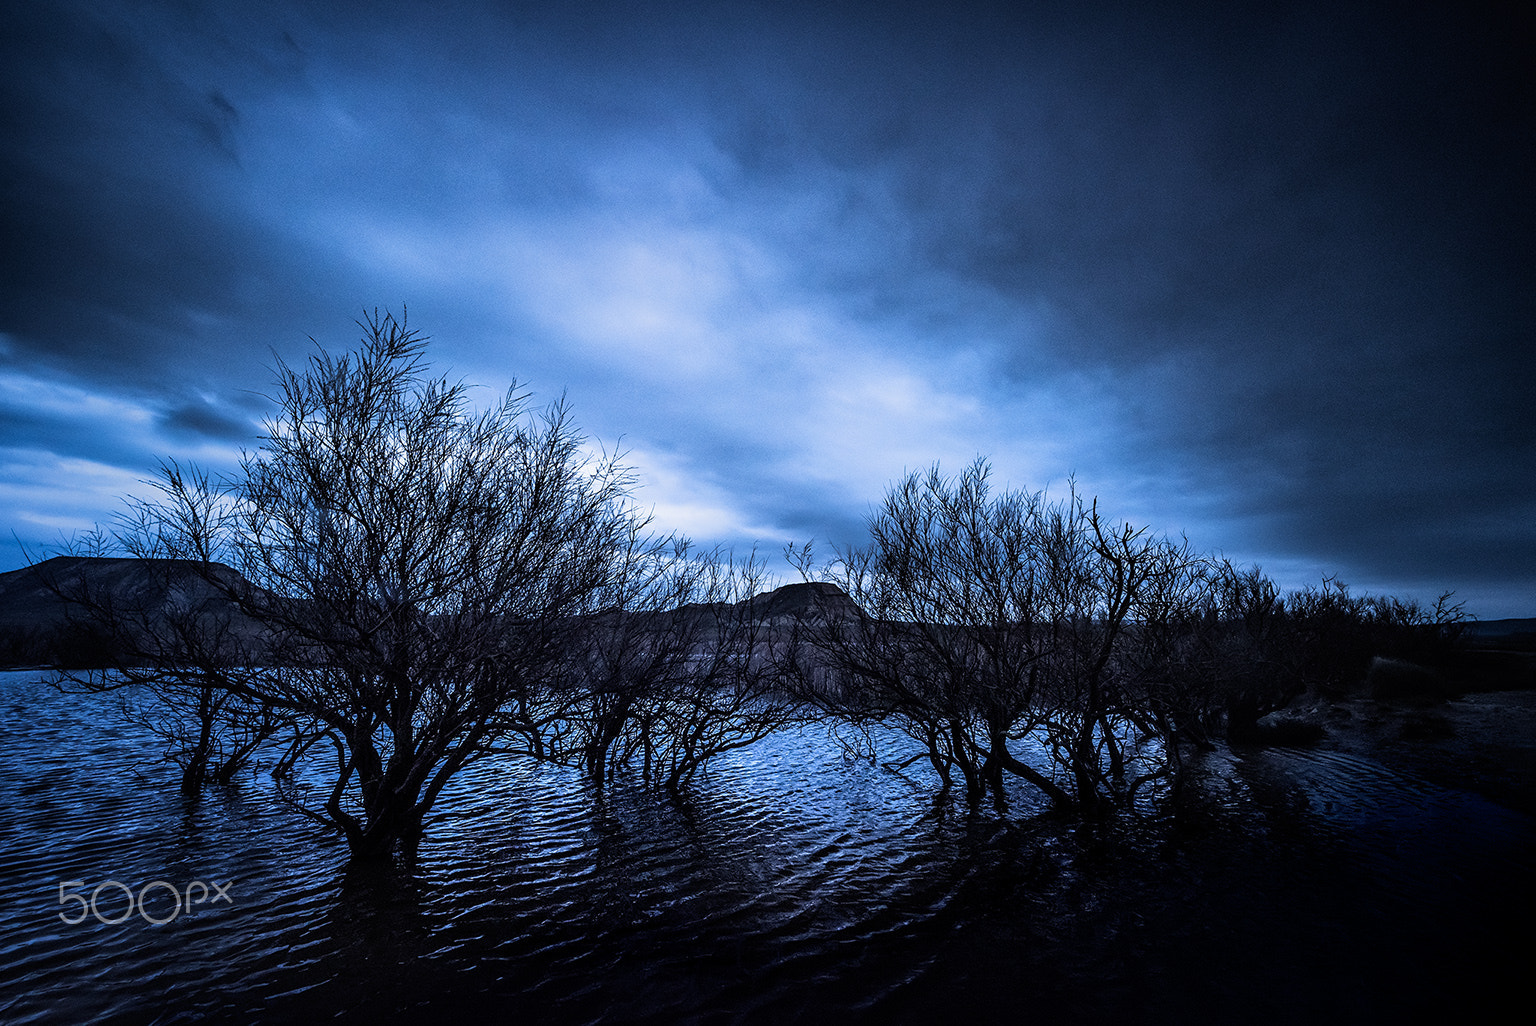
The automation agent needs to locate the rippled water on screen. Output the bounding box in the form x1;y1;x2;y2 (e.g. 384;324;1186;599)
1;669;1530;1024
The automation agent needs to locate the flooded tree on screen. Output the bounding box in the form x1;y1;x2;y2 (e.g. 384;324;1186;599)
1127;563;1468;745
511;545;805;793
60;312;654;861
788;460;1208;813
614;554;805;793
42;545;310;794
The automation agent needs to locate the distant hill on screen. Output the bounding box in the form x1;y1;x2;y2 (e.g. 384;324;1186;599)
1463;618;1536;653
1464;618;1536;638
0;557;864;669
0;556;248;625
741;581;862;622
0;556;261;667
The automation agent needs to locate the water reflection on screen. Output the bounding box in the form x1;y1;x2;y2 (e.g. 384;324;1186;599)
0;670;1530;1024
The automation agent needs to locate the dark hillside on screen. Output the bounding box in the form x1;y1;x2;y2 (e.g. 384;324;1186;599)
743;581;862;622
1463;618;1536;651
0;559;864;669
0;556;258;667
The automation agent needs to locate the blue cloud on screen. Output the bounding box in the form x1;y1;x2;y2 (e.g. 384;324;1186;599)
0;0;1530;617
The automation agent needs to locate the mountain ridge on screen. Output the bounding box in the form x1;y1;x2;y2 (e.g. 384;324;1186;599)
0;556;860;667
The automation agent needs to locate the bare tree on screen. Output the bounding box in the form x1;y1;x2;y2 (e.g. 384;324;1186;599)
520;546;805;793
789;460;1206;814
620;552;805;793
61;312;652;861
40;510;310;794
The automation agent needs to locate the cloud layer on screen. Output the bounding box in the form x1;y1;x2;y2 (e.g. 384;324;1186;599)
2;0;1531;616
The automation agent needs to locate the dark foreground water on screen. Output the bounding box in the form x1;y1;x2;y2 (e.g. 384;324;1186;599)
1;670;1531;1025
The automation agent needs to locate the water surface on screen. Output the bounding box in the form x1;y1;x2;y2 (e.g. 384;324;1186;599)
1;671;1529;1023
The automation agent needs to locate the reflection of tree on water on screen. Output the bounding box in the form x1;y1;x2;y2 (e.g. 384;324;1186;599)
0;669;1530;1024
326;858;434;952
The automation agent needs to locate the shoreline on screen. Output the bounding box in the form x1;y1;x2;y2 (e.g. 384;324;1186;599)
1260;688;1536;818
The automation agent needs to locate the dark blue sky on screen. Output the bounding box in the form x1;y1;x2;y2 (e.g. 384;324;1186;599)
2;1;1531;616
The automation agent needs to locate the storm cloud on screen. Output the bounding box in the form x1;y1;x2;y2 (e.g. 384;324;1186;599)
1;0;1530;616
